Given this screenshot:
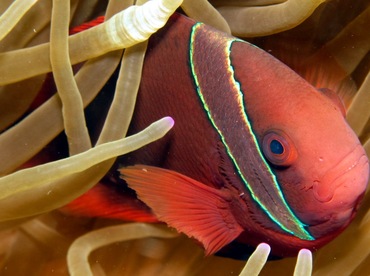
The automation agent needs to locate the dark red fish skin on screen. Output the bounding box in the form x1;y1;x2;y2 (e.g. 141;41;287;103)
120;18;268;249
61;13;368;257
122;15;291;252
122;13;368;256
123;16;225;189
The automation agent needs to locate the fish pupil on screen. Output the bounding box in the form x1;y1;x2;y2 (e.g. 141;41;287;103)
270;139;284;154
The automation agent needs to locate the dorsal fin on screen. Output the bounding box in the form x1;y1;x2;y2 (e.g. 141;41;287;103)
318;87;346;117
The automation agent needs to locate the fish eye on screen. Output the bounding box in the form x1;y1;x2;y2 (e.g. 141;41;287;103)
270;139;284;154
262;130;297;167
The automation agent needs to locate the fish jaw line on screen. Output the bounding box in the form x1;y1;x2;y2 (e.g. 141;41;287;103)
312;144;369;204
307;207;354;239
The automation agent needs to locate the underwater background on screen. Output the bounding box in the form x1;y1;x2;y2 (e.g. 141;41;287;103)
0;0;369;275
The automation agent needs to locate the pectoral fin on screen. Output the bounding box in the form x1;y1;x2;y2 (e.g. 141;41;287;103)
119;165;243;255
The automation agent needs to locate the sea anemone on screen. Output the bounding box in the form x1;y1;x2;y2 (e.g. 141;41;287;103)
0;0;369;275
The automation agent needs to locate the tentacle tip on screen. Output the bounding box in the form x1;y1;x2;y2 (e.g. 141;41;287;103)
163;116;175;128
298;248;313;258
256;243;271;254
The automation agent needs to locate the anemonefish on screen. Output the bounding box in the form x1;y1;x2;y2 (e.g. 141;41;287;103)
64;13;369;257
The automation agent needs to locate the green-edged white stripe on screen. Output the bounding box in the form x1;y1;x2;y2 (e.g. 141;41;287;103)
189;22;313;240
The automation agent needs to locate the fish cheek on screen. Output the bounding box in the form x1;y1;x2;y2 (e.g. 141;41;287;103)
269;166;314;221
272;166;336;236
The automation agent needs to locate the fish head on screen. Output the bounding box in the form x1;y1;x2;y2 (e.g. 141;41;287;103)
262;92;368;238
231;41;369;252
249;79;369;241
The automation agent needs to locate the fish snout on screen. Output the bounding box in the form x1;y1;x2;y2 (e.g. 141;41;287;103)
312;145;369;207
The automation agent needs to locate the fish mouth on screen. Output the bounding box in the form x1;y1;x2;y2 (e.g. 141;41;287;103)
312;144;369;203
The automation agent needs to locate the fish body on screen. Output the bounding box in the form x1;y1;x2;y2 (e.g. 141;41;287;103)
66;13;369;257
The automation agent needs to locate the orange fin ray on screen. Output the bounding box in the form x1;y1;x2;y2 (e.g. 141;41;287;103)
119;165;243;255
